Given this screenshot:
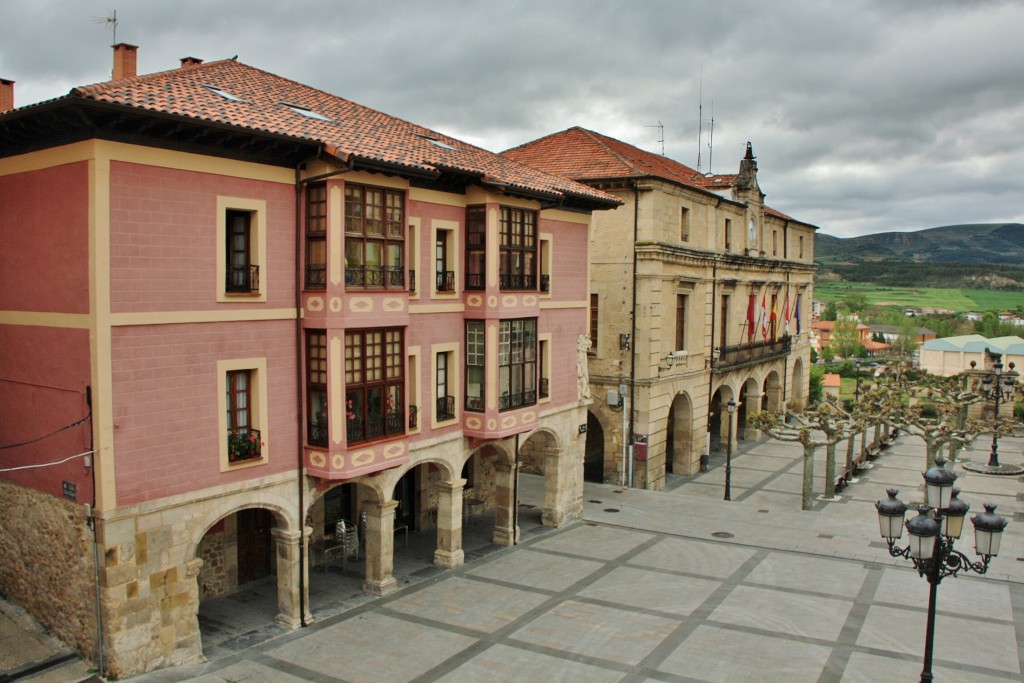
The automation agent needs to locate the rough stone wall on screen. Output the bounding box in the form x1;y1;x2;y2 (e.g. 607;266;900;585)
197;531;226;599
0;480;97;659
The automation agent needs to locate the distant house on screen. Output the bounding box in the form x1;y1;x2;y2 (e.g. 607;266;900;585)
823;373;842;399
869;324;936;346
918;334;1024;376
810;320;871;356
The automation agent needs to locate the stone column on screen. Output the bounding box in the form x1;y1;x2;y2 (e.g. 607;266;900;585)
493;460;519;546
271;527;307;629
542;445;582;527
362;500;398;596
434;479;465;568
743;393;762;440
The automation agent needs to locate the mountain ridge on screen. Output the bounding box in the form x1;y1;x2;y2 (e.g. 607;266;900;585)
815;223;1024;264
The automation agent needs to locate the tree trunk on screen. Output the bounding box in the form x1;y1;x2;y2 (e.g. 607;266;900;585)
845;436;855;478
824;443;837;499
802;445;816;511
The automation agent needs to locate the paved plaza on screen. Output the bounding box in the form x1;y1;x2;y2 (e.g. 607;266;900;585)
4;432;1023;682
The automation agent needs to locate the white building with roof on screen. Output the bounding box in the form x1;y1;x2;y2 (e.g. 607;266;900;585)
918;334;1024;376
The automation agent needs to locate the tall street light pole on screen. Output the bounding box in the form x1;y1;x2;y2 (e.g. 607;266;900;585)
724;398;736;501
875;458;1008;683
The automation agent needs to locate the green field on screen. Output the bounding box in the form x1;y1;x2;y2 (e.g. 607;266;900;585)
814;282;1024;312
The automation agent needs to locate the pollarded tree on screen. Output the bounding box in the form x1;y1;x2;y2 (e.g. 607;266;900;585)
751;395;858;510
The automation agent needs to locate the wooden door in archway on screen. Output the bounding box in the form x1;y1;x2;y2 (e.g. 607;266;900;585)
236;509;273;585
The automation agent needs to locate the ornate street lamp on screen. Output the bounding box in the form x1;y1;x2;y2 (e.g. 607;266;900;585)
875;457;1008;683
966;355;1021;475
724;399;736;501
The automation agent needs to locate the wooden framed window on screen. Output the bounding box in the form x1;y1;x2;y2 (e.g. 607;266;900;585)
436;351;454;420
724;218;732;251
498;318;537;411
465;206;486;291
680;206;690;242
720;295;729;349
226;370;261;462
435;229;454;292
465;321;485;412
305;183;327;289
590;293;599;353
226;210;257;293
306;331;328;447
499;206;537;290
344;328;404;444
344;184;405;289
676;294;687;351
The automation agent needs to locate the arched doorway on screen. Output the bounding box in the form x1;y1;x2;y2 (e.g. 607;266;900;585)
792;358;805;411
738;378;759;441
666;393;693;475
583;411;605;483
763;370;783;413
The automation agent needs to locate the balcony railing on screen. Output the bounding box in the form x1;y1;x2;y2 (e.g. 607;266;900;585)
540;274;550;293
465;273;485;291
712;335;793;372
408;404;418;430
499;273;537;291
345;265;405;289
436;270;455;292
307;420;328;448
409;269;416;293
499;390;537;412
465;395;484;412
305;264;326;290
227;427;262;463
539;378;549;399
226;264;259;293
346;411;405;445
436;395;455;421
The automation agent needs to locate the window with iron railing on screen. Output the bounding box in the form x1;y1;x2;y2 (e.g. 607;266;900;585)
436;395;455;421
345;328;405;445
226;369;262;462
408;404;418;430
499;206;537;291
305;183;327;289
539;377;549;399
436;271;455;292
344;184;405;290
498;318;537;411
307;330;328;447
226;209;259;293
466;206;486;291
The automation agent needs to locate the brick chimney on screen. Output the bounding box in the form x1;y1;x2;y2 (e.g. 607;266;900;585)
0;79;13;113
112;43;139;80
180;57;203;68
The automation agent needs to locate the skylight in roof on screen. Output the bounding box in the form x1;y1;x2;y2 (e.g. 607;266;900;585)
202;84;246;102
416;134;457;150
281;102;333;122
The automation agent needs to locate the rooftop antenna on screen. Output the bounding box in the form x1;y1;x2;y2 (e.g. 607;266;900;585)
696;67;703;172
707;100;715;175
645;121;664;155
93;9;119;45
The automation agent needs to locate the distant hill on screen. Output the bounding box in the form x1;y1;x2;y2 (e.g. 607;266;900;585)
815;223;1024;264
814;223;1024;290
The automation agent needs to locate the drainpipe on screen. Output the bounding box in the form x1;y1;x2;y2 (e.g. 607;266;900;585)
293;165;308;628
293;157;356;627
706;258;718;460
628;182;639;488
86;386;104;676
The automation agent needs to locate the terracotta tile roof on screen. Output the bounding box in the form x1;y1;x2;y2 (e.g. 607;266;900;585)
504;127;817;229
503;127;706;188
63;59;617;207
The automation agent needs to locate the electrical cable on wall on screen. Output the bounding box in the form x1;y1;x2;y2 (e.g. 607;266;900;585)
0;449;95;473
0;414;91;450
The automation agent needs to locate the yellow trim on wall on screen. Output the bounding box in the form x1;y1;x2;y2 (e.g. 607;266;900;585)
216;196;268;303
109;308;297;327
540;300;587;309
540;208;591;224
409;303;465;314
407;346;421;435
216;357;270;471
329;184;344;286
408;186;467;207
430;341;461;429
0;311;90;328
408;217;421;300
539;333;552;404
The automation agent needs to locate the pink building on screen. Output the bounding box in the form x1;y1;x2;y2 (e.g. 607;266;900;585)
0;45;616;677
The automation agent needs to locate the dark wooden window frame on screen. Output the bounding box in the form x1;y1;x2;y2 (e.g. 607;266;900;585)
226;369;261;462
465;206;486;291
305;183;327;289
498;318;537;411
226;210;259;293
498;206;537;290
345;328;405;444
344;184;405;289
307;330;328;447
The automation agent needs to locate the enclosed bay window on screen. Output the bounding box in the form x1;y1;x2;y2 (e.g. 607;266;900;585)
305;183;327;289
499;206;537;290
499;318;537;411
345;328;405;444
307;330;328;447
465;206;486;290
465;321;485;411
345;184;405;288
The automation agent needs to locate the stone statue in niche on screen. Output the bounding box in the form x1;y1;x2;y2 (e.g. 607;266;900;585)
577;334;592;401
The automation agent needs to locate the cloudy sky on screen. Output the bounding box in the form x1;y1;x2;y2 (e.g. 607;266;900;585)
3;0;1023;237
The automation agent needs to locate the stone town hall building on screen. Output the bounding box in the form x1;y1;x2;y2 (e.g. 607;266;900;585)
0;46;617;676
505;129;817;489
